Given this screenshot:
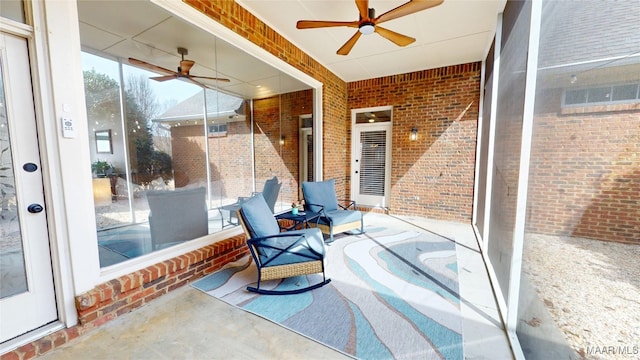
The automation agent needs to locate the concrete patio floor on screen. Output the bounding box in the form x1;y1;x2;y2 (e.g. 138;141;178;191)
39;214;513;359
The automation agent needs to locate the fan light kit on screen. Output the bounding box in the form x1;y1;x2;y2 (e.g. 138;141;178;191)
128;47;230;89
359;23;375;35
297;0;444;55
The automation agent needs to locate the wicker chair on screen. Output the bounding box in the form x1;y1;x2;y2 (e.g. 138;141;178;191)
302;179;364;243
238;194;330;295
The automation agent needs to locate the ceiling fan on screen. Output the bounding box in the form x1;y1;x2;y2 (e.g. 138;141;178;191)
297;0;444;55
128;47;230;89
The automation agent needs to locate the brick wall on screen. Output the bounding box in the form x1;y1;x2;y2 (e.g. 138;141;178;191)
2;236;248;360
169;119;254;201
253;90;313;204
170;89;312;206
213;119;254;200
527;96;640;244
171;125;207;187
348;64;481;222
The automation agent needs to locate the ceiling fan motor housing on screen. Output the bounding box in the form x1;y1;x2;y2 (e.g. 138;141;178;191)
359;8;376;35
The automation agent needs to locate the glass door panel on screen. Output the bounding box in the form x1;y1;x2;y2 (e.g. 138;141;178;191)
0;31;56;343
352;108;392;208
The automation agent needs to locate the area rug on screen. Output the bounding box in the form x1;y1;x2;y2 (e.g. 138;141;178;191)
192;228;463;360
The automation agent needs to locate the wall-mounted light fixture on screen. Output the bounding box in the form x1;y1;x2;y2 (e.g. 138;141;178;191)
570;74;578;84
280;136;285;145
410;127;418;141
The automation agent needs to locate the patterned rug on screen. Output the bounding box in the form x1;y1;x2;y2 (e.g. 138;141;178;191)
192;228;463;360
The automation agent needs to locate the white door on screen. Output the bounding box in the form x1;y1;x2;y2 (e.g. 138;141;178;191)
352;121;392;207
299;127;313;182
0;32;57;343
299;114;313;199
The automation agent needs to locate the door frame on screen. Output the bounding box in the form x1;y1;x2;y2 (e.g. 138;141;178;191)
350;106;393;208
0;1;84;351
0;29;59;344
298;114;312;199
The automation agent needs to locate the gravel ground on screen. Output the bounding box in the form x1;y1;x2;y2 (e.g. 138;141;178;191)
523;234;640;359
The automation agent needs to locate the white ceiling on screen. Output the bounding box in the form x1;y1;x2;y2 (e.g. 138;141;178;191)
77;0;504;98
77;0;311;99
236;0;505;82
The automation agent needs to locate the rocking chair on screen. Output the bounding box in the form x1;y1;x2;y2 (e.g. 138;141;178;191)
238;194;330;295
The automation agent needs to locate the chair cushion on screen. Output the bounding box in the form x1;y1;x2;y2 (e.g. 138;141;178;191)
241;194;280;238
321;209;362;226
259;228;325;266
261;176;281;213
146;187;208;247
302;179;338;213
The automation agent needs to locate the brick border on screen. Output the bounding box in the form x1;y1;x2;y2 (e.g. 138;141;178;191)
1;235;248;360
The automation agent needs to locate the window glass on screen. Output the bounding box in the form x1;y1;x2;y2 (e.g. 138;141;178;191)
83;50;314;267
208;124;227;136
565;84;640;106
611;84;638;101
79;1;314;268
82;52;132;238
564;89;586;105
0;0;25;23
355;110;391;124
518;0;640;357
586;87;610;103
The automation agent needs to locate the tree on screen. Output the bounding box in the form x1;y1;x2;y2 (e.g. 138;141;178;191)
83;69;173;184
83;69;121;126
127;74;159;122
124;75;172;181
127;74;172;157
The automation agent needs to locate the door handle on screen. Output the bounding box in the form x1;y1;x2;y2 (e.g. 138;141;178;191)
27;204;44;213
355;171;359;174
23;163;38;172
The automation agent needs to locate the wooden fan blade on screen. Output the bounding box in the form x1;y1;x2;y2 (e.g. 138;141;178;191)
356;0;369;19
190;75;231;83
375;26;416;47
128;58;176;76
337;31;362;56
150;75;177;82
376;0;444;24
297;20;359;29
183;77;214;90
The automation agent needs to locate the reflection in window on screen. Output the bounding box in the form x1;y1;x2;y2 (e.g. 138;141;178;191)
83;52;242;267
95;130;113;153
207;123;227;137
563;83;640;106
82;51;313;267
